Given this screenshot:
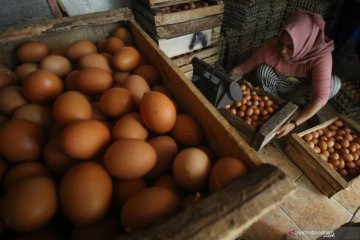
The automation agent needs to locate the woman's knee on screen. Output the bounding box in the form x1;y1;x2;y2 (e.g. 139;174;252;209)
329;75;342;98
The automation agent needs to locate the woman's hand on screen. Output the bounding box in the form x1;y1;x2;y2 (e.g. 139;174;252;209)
228;67;243;80
276;122;296;138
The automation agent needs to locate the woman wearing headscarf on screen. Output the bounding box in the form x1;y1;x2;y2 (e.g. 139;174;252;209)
230;9;341;138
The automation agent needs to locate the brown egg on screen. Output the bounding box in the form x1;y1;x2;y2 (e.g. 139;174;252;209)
22;70;64;103
121;187;179;232
113;27;133;46
112;179;147;210
0;119;45;162
170;114;203;146
79;53;112;73
53;91;92;126
75;68;113;95
113;71;130;85
66;40;97;61
40;55;72;77
105;37;125;54
3;162;51;192
140;91;177;134
43;138;78;176
303;133;313;142
122;75;150;105
318;140;328;151
154;175;183;198
342;152;354;162
209;157;248;193
0;86;28;115
145;135;178;180
340;139;350;148
60;162;112;226
2;176;57;232
112;47;140;71
98;87;134;118
0;69;18;88
12;103;53;129
112;112;148;141
103;139;156;179
16;41;49;63
60;119;110;160
133;64;160;86
173;148;211;191
334;120;344;127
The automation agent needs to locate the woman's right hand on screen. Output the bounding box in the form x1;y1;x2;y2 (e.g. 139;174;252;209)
228;67;243;81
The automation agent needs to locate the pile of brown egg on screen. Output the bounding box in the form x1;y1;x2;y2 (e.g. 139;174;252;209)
302;119;360;180
225;84;281;128
157;1;209;14
0;26;249;239
341;79;360;101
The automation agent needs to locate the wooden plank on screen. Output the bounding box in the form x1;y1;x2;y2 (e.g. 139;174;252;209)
253;102;298;150
143;0;203;8
129;20;262;168
219;108;254;144
115;164;297;240
179;54;218;72
285;139;337;197
156;14;223;39
159;27;220;58
154;5;224;26
0;8;133;42
172;46;219;67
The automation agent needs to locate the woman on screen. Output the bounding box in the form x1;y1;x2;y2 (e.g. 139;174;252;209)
230;10;341;138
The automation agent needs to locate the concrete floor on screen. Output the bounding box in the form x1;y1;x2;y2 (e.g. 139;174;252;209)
239;103;360;240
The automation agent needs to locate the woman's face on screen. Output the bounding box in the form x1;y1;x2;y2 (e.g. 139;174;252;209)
278;31;294;61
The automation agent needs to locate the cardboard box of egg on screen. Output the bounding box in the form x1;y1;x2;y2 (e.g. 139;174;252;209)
0;8;296;240
285;116;360;197
219;81;298;151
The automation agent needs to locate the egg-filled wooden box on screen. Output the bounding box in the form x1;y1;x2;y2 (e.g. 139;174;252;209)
132;0;223;77
219;80;298;151
0;8;296;239
285;116;360;197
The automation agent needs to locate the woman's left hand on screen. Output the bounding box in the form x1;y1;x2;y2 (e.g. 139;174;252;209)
276;122;296;138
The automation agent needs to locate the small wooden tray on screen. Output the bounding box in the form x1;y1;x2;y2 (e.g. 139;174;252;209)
220;81;298;150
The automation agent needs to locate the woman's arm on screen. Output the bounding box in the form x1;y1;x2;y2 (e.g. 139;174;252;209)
276;99;324;138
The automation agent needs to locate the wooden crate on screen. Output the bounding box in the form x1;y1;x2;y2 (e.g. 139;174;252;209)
132;0;223;58
285;116;360;197
0;8;296;239
219;81;298;151
172;45;220;79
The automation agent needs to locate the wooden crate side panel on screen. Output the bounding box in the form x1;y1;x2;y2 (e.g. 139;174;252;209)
0;8;133;68
158;27;220;58
218;108;254;144
172;45;219;67
286;134;348;196
285;140;337;197
129;21;262;168
115;164;296;240
297;117;337;137
253;102;298;150
154;5;224;26
179;54;219;73
156;14;223;39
